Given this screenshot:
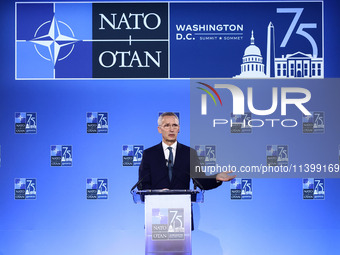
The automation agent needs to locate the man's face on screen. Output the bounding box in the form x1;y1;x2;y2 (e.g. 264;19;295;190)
158;116;180;145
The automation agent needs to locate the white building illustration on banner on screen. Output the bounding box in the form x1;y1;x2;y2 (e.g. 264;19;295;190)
234;31;266;78
275;52;323;78
234;22;323;78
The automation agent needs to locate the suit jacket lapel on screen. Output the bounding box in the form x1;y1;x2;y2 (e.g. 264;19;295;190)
156;142;167;168
173;142;182;169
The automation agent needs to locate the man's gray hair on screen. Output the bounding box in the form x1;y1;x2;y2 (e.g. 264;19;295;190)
158;112;180;126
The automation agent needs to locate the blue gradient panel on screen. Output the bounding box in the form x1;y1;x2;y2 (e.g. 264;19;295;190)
17;42;55;78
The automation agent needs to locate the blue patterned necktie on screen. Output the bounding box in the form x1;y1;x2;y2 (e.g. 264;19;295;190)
168;147;173;181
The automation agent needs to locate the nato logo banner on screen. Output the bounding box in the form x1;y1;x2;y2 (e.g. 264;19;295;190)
230;178;252;200
14;178;36;200
266;145;288;166
16;2;322;79
92;3;168;78
15;112;37;133
303;178;325;199
195;145;216;166
152;208;184;240
303;111;325;134
51;145;72;166
16;2;168;79
231;112;252;133
122;145;144;166
86;178;108;199
170;1;323;78
86;112;108;133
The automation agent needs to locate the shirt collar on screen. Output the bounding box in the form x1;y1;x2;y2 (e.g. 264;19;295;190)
162;141;177;152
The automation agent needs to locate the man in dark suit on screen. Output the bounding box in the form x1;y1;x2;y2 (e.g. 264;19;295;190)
138;112;235;190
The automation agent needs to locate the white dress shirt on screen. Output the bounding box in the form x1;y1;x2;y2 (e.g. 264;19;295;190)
162;141;177;166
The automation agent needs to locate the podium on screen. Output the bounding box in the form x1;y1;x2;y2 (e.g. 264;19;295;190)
132;189;204;255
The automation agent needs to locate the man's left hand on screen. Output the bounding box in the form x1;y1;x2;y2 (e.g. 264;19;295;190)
216;171;236;182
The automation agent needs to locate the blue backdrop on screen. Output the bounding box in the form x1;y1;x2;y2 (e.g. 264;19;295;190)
1;1;340;255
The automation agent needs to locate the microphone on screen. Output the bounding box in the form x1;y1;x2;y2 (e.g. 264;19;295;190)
185;172;204;190
192;177;204;190
130;172;150;192
165;159;172;167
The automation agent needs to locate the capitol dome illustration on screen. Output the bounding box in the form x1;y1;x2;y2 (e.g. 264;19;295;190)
234;30;267;78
